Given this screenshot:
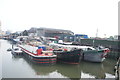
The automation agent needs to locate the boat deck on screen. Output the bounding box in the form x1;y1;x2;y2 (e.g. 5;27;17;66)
18;44;56;57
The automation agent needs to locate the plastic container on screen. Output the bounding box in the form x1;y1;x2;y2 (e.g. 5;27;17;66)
38;46;46;51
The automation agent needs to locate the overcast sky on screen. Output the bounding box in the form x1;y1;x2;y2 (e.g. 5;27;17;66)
0;0;119;37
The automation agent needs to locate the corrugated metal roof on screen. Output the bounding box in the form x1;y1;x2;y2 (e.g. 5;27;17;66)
28;27;74;35
37;27;74;35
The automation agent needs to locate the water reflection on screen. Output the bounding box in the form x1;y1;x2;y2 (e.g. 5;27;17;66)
2;40;117;78
56;64;81;78
11;53;23;59
12;53;57;75
25;60;57;76
103;59;116;75
11;52;116;79
12;53;81;78
80;61;105;79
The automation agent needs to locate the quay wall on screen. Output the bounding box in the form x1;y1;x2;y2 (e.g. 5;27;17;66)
114;57;120;80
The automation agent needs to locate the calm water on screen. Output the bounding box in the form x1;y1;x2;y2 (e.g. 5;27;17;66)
1;39;117;79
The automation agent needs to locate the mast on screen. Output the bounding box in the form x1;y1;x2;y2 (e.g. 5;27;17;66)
96;28;98;38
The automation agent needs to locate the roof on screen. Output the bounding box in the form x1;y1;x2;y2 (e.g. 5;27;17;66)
37;27;74;35
28;28;37;33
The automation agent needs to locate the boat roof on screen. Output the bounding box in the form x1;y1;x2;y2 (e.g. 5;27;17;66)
49;43;95;50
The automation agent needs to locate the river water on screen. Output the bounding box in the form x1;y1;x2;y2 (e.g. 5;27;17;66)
1;39;117;79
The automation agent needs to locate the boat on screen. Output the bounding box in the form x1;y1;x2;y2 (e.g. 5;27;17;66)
18;44;57;65
83;48;110;62
82;45;110;62
49;43;83;64
7;48;12;51
53;49;83;64
49;43;110;62
12;36;29;44
11;45;23;55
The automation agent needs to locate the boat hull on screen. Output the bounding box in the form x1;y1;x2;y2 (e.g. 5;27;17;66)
53;49;83;64
11;47;23;55
19;45;57;65
23;52;57;65
11;51;23;55
83;50;107;62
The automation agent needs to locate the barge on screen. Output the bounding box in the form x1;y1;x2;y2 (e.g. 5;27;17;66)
53;49;83;64
83;48;110;62
18;44;57;65
49;43;110;62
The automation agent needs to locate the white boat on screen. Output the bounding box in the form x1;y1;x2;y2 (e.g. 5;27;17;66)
11;46;23;55
12;36;29;43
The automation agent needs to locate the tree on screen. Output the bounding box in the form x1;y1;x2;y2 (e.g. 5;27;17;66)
109;36;114;40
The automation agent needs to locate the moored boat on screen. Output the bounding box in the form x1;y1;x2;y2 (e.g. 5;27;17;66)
53;49;83;64
83;48;110;62
18;44;57;65
11;45;23;55
49;43;110;63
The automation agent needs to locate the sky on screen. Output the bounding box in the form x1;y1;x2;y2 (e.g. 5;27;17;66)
0;0;119;38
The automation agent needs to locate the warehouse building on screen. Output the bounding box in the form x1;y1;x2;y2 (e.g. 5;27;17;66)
36;27;74;38
28;27;74;39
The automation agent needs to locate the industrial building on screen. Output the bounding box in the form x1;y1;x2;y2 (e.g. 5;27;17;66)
36;27;74;37
28;27;74;38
